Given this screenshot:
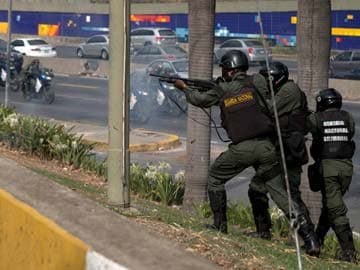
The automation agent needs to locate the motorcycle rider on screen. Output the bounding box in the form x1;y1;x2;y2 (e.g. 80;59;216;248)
308;88;357;263
24;59;41;91
173;50;319;257
247;62;318;256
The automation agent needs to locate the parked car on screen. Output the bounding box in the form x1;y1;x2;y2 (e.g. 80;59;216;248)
329;50;360;79
131;27;177;50
214;38;272;65
0;38;23;73
329;66;360;80
11;38;57;57
76;35;109;60
131;45;187;64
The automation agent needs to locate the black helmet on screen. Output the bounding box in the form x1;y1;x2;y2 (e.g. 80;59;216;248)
219;50;248;72
259;61;289;89
316;88;342;112
32;59;40;65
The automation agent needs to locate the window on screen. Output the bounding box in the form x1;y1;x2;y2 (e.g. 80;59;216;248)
142;30;154;36
244;40;262;46
148;46;161;55
160;62;174;75
28;39;48;45
173;61;188;72
87;36;107;43
131;30;141;36
221;40;241;48
351;52;360;61
11;40;25;47
87;37;97;44
131;29;154;36
335;51;352;61
137;46;151;55
163;46;186;55
158;29;175;36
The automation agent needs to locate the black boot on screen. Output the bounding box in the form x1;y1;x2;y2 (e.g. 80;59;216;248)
206;190;228;234
315;210;331;247
248;188;272;240
334;224;357;263
297;215;320;257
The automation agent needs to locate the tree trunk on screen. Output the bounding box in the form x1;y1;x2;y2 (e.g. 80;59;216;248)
296;0;331;222
182;0;216;209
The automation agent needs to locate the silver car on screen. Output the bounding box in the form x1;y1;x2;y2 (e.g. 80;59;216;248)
329;50;360;78
131;45;187;64
131;27;177;50
214;39;272;65
77;35;109;60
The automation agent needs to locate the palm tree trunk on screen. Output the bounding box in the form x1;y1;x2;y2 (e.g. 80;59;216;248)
296;0;331;221
182;0;216;209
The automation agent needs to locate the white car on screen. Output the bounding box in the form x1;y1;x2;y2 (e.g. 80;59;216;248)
11;38;57;57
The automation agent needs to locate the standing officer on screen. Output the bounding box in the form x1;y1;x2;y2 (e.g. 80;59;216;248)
247;62;319;257
173;50;318;256
308;88;357;263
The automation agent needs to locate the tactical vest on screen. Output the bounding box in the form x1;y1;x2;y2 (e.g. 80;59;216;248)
220;80;273;144
278;82;309;134
315;110;355;159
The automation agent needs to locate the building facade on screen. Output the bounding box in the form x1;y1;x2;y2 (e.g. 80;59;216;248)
0;0;359;49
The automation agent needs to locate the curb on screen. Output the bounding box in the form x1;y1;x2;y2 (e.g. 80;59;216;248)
48;120;182;153
0;188;128;270
83;129;181;153
129;129;181;152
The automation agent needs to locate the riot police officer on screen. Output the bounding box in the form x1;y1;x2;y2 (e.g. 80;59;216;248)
308;88;357;263
173;51;313;253
247;62;319;256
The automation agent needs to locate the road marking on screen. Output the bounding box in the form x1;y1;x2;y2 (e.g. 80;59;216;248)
57;83;99;89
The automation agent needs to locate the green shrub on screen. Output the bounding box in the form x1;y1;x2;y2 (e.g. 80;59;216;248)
194;201;212;219
130;162;185;205
270;207;289;238
0;106;105;176
227;202;254;228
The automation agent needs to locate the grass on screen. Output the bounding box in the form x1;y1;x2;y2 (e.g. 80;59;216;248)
30;166;360;270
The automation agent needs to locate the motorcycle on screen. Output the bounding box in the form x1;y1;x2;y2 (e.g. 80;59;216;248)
0;61;21;92
130;82;165;124
130;70;188;123
21;67;55;104
157;81;187;116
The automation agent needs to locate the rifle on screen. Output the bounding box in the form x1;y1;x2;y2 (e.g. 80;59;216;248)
149;73;220;91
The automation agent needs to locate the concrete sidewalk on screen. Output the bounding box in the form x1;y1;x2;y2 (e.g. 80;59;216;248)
0;156;221;270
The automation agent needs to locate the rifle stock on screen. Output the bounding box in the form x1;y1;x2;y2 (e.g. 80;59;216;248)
149;73;218;91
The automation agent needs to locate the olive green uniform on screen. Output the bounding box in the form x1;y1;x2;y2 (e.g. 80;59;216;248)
249;80;310;221
307;110;355;249
183;73;291;217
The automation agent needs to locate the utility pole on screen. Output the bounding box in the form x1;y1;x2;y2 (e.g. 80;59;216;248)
5;0;12;107
107;0;131;207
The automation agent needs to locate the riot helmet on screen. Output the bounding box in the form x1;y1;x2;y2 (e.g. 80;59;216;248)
316;88;342;112
259;61;289;90
219;50;249;72
31;59;40;66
